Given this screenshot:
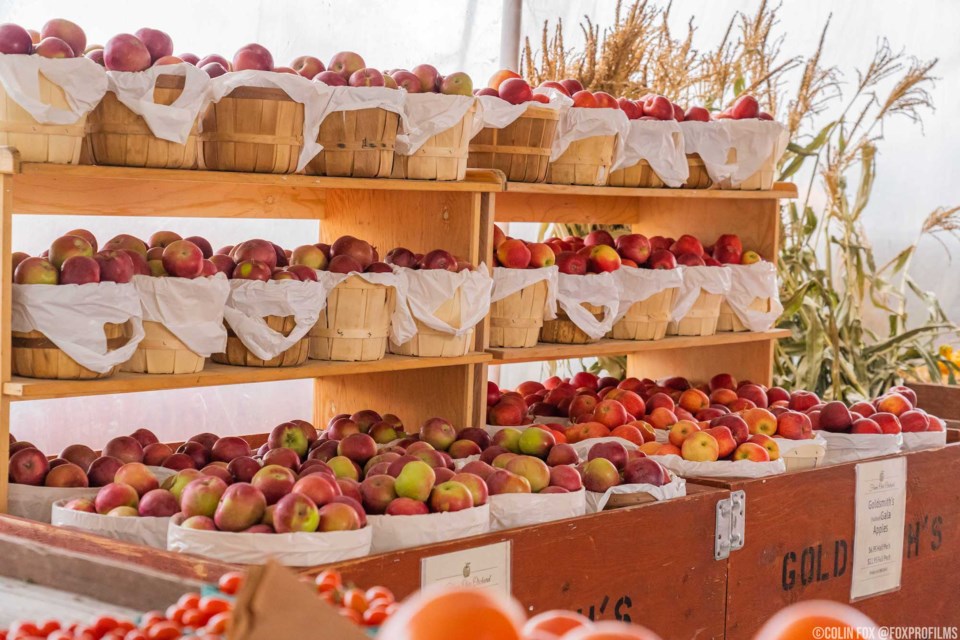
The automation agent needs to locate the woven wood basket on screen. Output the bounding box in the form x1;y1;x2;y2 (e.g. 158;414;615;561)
212;315;309;367
199;86;303;173
0;72;86;164
683;154;712;188
545;134;617;186
467;105;559;183
309;276;394;362
607;159;666;188
667;292;723;337
11;322;132;380
609;288;678;341
306;107;398;178
87;75;199;169
603;491;658;510
389;289;472;357
489;280;549;348
120;320;205;374
717;297;774;332
726;146;776;190
392;104;475;181
540;302;604;344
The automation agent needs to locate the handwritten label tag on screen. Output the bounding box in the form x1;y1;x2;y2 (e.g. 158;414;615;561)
421;542;511;596
850;457;906;601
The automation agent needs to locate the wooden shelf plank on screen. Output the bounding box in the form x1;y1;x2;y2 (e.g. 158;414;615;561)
3;353;492;401
504;181;798;199
486;329;791;363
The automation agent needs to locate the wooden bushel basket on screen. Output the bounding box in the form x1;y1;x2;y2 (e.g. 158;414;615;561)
540;302;604;345
11;322;132;380
607;159;666;188
667;292;723;337
781;443;826;472
545;134;617;186
120;320;205;374
610;288;678;341
199;86;303;174
87;75;199;169
717;297;774;332
683;154;712;188
306;107;398;178
0;72;86;164
389;289;472;358
467;105;559;183
726;146;776;190
489;280;549;348
212;315;309;367
392;104;476;181
603;491;659;510
309;276;394;362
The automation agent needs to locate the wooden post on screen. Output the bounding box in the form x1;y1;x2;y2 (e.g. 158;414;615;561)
0;148;19;512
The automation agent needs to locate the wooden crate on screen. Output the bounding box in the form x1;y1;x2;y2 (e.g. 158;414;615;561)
909;382;960;429
0;73;86;164
120;320;205;374
307;107;399;178
212;315;309;368
545;135;617;186
690;444;960;639
309;276;393;362
392;104;476;181
468;105;559;183
12;322;131;380
488;280;549;348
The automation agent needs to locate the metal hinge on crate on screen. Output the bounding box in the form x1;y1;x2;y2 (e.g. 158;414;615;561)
714;490;746;560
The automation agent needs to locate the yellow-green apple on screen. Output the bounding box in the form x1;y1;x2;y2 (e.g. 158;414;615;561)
290;244;327;270
95;482;139;514
328;51;365;79
104;34;151;71
499;78;534;105
668;420;700;447
394;460;436;501
0;24;33;54
496;238;531;268
41;19;85;57
850;418;882;434
623;458;669;486
160;469;202;501
14;257;58;284
681;431;719;462
871;412;902;434
272;492;318;533
106;506;139;517
318;501;362;531
349;67;385;87
743;408;778;436
776;411;813;440
326;456;360;480
385;454;418;477
548;465;583;491
180;476;227;518
138;489;179;517
741;251;761;264
383;74;398;89
702;426;737;459
291;55;324;79
440;72;473;96
527;242;556;268
94;250;135;283
587;441;628;471
747;434;780;460
429;481;474;512
580;458;619;492
518;428;556;458
359;475;397;514
491;427;523;453
732;442;770;462
486;469;532;494
251;465;296;504
385;497;430;516
419;418;457;450
114;462;158;496
506;456;551;492
493;452;520;469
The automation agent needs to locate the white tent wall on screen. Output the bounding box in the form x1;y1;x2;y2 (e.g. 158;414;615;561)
0;1;956;449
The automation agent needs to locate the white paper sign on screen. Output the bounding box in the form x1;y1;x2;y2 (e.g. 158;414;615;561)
850;457;906;600
420;541;511;596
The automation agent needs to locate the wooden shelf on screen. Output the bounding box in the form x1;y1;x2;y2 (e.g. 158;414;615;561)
504;180;798;199
3;353;491;401
486;329;791;364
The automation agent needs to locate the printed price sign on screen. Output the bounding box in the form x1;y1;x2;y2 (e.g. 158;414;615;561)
421;542;511;596
851;457;907;600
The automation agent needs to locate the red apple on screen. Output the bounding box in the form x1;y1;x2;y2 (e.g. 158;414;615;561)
291;55;325;79
233;43;273;71
349;67;385;87
328;51;365;79
134;28;173;63
684;106;711;122
104;34;151;72
0;23;34;55
60;256;100;285
35;37;74;58
40;19;85;57
498;78;534;105
730;95;760;119
411;64;441;93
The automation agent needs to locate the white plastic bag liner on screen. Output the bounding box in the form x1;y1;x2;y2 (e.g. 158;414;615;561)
584;472;686;513
654;429;670;444
612;267;683;324
8;485;99;523
488;490;586;531
203;70;331;171
11;282;145;374
132;274;230;357
568;436;638;462
221;279;327;361
398;265;493;338
656;453;786;478
611;119;688;186
554;272;619;340
367;503;490;553
679;119;788;187
315;269;417;345
491;265;559;320
816;431;903;466
551;106;630;163
901;430;948;452
0;55;106;123
105;63;210;143
396;93;475;155
670;266;732;322
474;88;569;131
167;522;372;565
724;262;783;332
52;501;170;549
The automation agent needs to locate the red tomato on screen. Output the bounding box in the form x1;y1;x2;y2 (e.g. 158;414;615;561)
216;572;244;596
341;588;368;613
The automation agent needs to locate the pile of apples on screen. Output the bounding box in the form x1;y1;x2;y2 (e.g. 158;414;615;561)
492;226;555;269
